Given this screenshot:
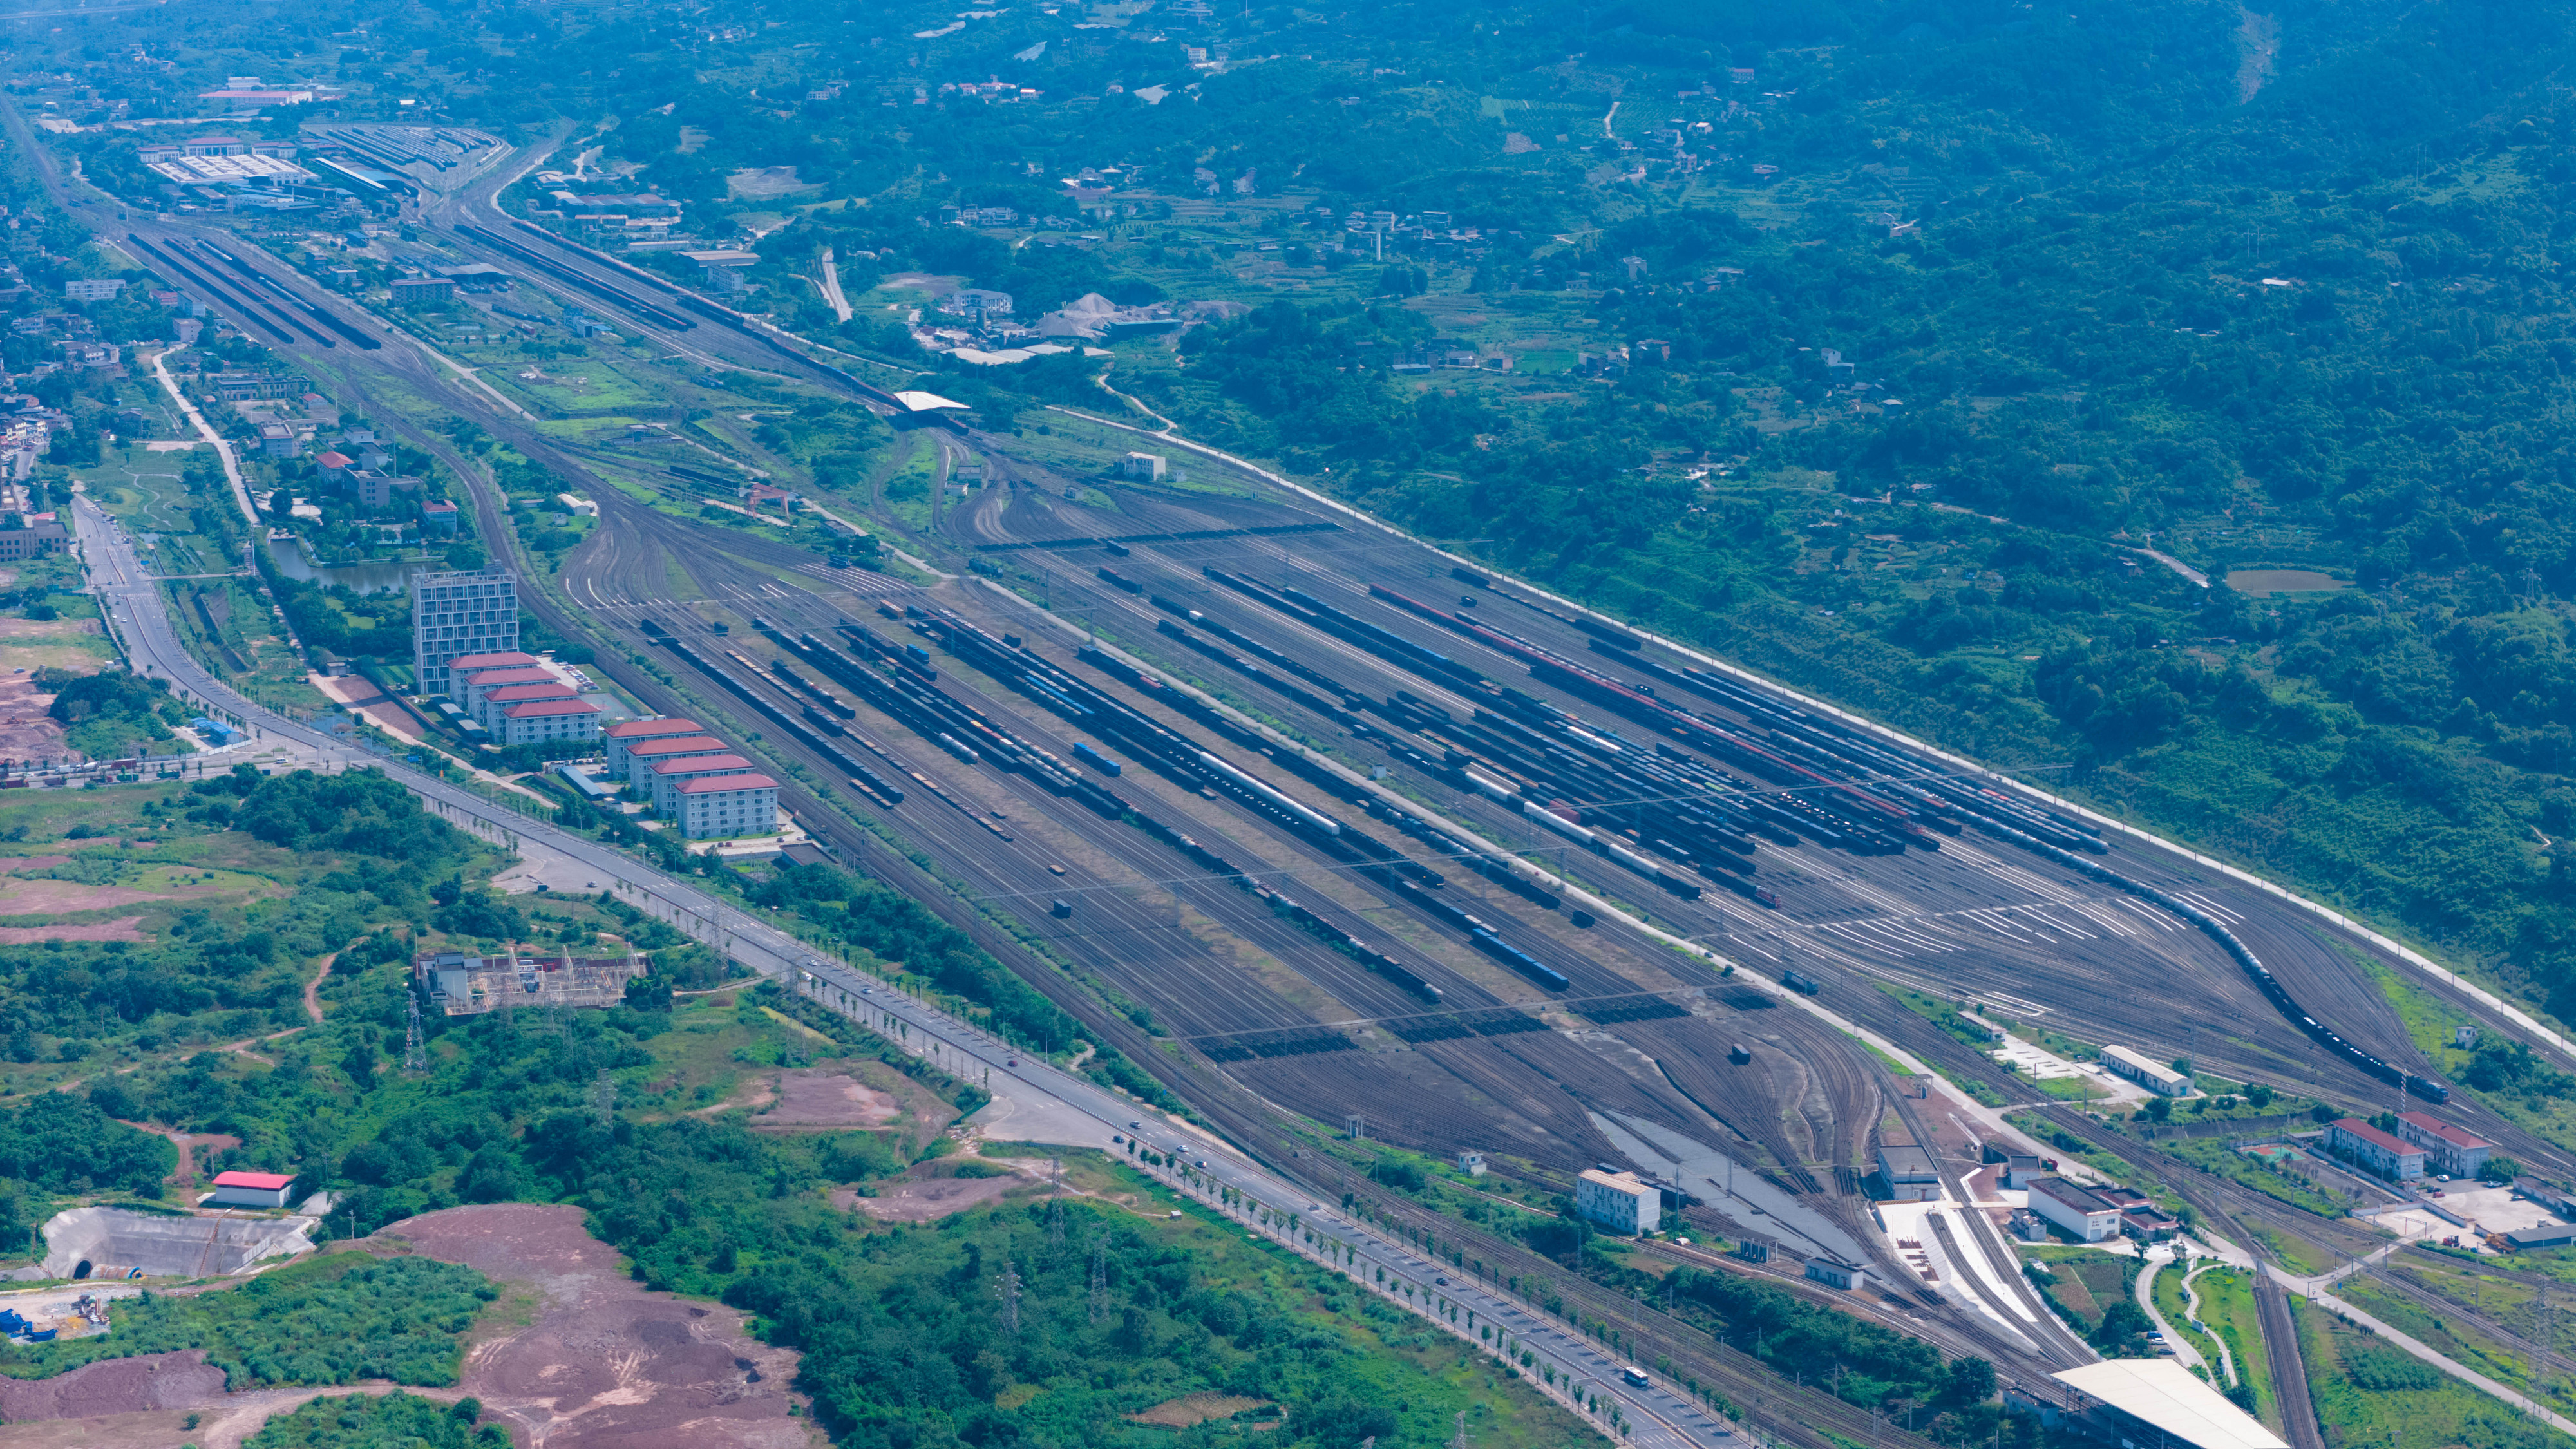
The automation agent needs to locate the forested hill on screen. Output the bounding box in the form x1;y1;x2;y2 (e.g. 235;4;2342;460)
27;0;2576;1016
1083;0;2576;1030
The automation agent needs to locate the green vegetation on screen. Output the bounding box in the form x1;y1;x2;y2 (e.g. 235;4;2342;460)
246;1392;510;1449
0;1253;493;1388
37;668;190;760
2019;1247;2152;1354
2294;1297;2566;1449
2187;1269;2277;1430
0;1091;174;1198
1663;1265;2004;1439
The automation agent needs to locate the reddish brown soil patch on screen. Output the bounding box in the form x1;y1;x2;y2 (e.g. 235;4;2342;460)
0;856;71;873
835;1174;1016;1222
0;880;234;914
0;1348;228;1421
382;1204;817;1449
753;1069;901;1130
112;1123;242;1184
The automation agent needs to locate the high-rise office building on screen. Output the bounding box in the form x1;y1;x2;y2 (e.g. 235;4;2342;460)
412;567;520;694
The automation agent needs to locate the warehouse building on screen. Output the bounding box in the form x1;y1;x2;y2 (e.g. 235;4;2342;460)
1574;1168;1661;1236
2323;1118;2426;1181
675;772;778;840
1876;1142;1938;1201
2103;1045;2193;1097
2027;1177;2123;1242
2051;1360;2287;1449
208;1170;294;1209
605;717;706;779
2394;1112;2494;1178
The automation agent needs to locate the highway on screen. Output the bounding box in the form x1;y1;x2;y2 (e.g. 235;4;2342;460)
70;491;1734;1448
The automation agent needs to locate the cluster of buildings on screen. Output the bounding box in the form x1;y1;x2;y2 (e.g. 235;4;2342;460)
9;308;124;377
2321;1112;2495;1181
2017;1177;2181;1244
442;652;603;744
0;395;73;482
601;715;781;840
415;945;645;1016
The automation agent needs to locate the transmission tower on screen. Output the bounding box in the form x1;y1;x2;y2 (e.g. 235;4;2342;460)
996;1264;1023;1336
1088;1238;1110;1325
402;989;426;1074
1047;1196;1066;1245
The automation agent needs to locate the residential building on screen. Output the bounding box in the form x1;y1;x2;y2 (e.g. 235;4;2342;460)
2394;1112;2494;1178
605;717;706;779
675;772;778;839
412;569;519;695
500;696;601;746
475;681;578;730
1573;1168;1660;1236
419;498;458;536
256;421;298;458
2027;1177;2123;1242
2103;1045;2193;1097
649;752;759;815
458;665;557;705
1120;451;1167;481
2324;1119;2427;1180
208;1170;294;1208
64;278;124;302
347;469;418;511
621;734;730;786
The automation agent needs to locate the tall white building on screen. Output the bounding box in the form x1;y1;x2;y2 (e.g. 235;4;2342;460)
1574;1168;1660;1236
413;568;519;695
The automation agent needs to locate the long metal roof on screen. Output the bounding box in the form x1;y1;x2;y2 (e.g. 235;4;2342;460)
2052;1361;2289;1449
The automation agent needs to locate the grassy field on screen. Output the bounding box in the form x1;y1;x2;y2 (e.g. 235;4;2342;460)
2152;1262;2231;1387
2188;1268;2280;1430
2293;1296;2570;1449
2347;1252;2576;1421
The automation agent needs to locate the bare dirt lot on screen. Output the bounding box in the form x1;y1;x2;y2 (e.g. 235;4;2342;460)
0;1206;821;1449
385;1204;818;1449
831;1161;1036;1223
752;1068;902;1130
0;914;149;943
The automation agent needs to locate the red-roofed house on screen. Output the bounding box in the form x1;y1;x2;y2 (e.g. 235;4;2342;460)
607;720;708;780
649;752;757;814
621;734;728;784
460;666;560;720
421;498;459;536
476;680;578;730
446;650;542;675
210;1170;295;1208
2394;1112;2494;1178
676;773;778;839
501;696;601;746
2325;1118;2427;1180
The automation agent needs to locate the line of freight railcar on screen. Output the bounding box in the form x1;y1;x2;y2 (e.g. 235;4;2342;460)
122;234;296;345
1369;582;1945;855
1457;569;2466;1103
1186;569;1808;904
895;608;1585;996
753;616;1475;1006
636;621;907;805
1148;574;1776;906
1135;599;1709;913
187;240;381;349
1577;636;2109;857
1953;789;2450;1103
453;223;700;331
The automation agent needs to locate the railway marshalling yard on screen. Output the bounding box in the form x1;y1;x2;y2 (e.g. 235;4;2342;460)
533;403;2576;1390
